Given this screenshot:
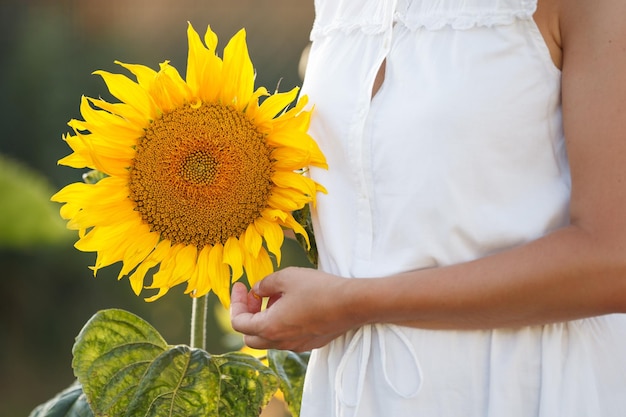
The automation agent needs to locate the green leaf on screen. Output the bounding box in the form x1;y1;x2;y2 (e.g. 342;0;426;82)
29;382;94;417
127;346;221;417
268;350;310;417
72;309;279;417
72;309;169;417
213;352;279;417
292;203;318;267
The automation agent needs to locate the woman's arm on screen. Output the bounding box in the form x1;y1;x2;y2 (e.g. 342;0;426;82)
230;0;626;351
375;0;626;330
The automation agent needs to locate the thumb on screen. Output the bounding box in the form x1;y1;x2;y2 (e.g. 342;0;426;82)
252;272;283;298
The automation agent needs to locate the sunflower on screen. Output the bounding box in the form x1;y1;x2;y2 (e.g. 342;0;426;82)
51;23;327;307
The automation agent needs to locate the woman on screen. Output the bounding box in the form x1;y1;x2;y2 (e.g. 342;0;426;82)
231;0;626;415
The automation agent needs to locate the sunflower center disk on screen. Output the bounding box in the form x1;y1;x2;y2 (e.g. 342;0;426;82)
129;103;274;248
181;151;218;184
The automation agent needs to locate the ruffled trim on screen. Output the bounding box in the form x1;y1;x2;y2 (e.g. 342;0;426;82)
396;8;536;31
311;22;387;39
311;0;537;40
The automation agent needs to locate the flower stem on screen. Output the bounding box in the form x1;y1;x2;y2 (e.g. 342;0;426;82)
190;295;209;350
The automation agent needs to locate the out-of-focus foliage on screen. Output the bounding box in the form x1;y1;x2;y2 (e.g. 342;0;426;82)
0;154;70;248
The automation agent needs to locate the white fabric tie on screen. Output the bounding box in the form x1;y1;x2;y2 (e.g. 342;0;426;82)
334;324;423;417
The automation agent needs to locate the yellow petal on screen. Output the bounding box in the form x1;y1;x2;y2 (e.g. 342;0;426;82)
244;247;274;288
270;146;311;171
221;29;254;110
58;133;94;169
281;213;310;249
87;97;148;129
130;240;171;296
89;154;131;177
208;243;231;308
243;223;263;258
144;287;169;302
75;221;134;254
76;96;143;136
129;270;146;296
58;201;81;222
150;61;191;112
186;22;221;100
168;244;198;287
244;87;270;121
91;245;126;274
316;182;328;195
118;224;159;278
254;87;299;123
82;134;136;163
149;243;184;289
93;70;156;118
223;236;244;281
254;217;284;266
203;25;218;51
57;153;92;170
274;94;310;126
272;171;317;198
268;187;311;212
269;124;328;170
77;224;135;273
265;129;315;151
186;23;206;96
51;182;90;205
74;98;142;140
52;176;128;208
261;208;289;222
186;244;212;296
115;61;157;90
72;201;136;230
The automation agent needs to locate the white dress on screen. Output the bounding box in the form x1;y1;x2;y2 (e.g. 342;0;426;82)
300;0;626;416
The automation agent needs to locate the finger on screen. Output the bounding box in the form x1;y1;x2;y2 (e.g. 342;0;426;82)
252;271;283;297
266;293;282;309
230;282;256;332
230;282;250;315
244;334;306;351
243;334;276;350
247;288;263;313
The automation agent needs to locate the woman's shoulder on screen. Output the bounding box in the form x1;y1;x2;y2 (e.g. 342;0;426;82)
559;0;626;39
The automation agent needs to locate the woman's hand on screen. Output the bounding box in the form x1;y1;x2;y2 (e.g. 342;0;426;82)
230;267;358;352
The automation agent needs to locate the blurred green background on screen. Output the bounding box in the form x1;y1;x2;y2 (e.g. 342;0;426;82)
0;1;314;415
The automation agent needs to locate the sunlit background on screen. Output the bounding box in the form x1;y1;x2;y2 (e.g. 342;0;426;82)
0;1;314;415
